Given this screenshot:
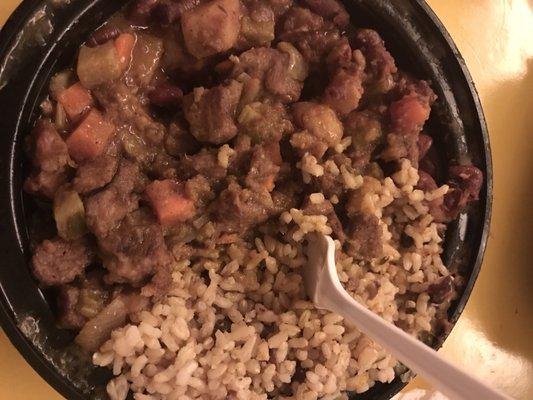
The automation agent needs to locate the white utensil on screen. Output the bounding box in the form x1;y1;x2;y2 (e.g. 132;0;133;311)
304;233;510;400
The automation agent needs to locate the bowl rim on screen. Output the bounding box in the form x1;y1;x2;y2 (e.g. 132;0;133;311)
0;0;492;399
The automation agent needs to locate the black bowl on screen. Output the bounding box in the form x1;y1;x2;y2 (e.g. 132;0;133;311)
0;0;492;399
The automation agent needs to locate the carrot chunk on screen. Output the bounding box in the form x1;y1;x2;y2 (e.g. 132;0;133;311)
390;93;431;134
145;180;196;226
115;33;136;71
66;110;115;162
57;82;93;121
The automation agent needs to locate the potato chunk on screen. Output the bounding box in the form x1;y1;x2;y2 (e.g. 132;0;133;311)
77;41;122;89
181;0;241;59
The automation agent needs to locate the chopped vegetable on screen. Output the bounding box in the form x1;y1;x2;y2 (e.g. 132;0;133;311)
53;189;87;240
114;32;136;71
66;109;115;162
77;41;123;89
77;287;109;319
75;294;149;351
57;82;93;121
145;179;196;225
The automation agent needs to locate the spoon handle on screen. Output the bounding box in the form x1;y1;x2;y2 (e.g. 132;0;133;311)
317;240;510;400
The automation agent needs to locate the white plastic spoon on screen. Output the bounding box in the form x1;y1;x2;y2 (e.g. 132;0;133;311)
304;233;510;400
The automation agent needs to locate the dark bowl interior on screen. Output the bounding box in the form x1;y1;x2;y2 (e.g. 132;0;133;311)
0;0;492;399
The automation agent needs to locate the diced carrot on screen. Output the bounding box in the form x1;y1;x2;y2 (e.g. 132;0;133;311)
115;33;136;71
57;82;93;121
66;109;115;162
145;180;196;226
390;93;431;134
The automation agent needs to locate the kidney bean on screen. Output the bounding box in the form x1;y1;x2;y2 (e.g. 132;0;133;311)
449;164;483;201
154;0;201;24
129;0;160;25
441;187;468;221
416;170;438;192
86;25;120;47
428;275;454;304
148;84;183;108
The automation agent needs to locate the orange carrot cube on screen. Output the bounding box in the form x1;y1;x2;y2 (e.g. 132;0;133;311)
66;109;115;162
145;180;196;226
57;82;93;121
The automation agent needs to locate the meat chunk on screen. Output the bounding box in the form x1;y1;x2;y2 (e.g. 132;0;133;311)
279;9;341;69
301;0;349;28
84;160;144;237
346;213;383;260
344;110;384;171
291;102;343;158
164;122;200;156
161;27;208;74
325;39;353;72
245;144;281;192
100;209;172;284
183;80;243;144
271;182;301;215
302;199;346;242
181;0;241;58
345;176;382;217
94;83;167;147
32;238;93;286
145;179;196;225
185;174;215;208
178;148;228;182
24;121;72;199
354;29;397;95
281;7;324;34
230;46;308;103
265;0;293;17
237;101;293;144
72;151;119;194
213;182;275;233
324;64;364;116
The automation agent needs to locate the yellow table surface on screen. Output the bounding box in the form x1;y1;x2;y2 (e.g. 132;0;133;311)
1;0;532;399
